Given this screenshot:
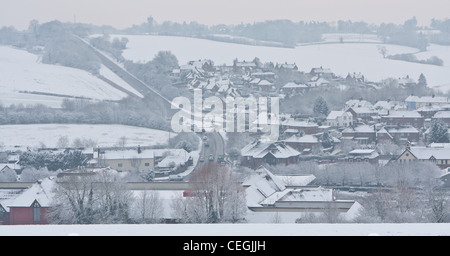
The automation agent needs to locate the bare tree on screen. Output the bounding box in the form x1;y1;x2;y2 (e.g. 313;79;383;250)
56;135;70;148
172;162;247;223
133;190;164;223
48;169;133;224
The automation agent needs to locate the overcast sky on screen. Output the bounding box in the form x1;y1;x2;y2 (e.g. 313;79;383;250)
1;0;449;30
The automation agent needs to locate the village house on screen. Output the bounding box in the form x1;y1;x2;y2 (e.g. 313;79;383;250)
280;82;309;95
0;177;55;225
377;125;420;143
397;76;417;87
396;144;450;169
284;134;321;154
240;141;301;169
343;149;380;164
417;105;443;119
345;99;373;109
233;60;258;73
280;118;320;135
373;100;406;115
309;67;334;79
97;147;191;173
345;72;365;83
384;110;424;129
244;166;360;223
341;125;376;144
326;111;353;128
405;95;449;110
308;77;330;88
275;63;298;71
432;111;450;126
346;107;378;123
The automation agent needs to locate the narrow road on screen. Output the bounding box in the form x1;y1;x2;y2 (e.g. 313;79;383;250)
184;131;226;181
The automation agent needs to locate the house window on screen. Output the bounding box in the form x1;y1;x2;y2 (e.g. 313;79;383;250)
118;163;123;168
145;163;150;167
33;207;40;222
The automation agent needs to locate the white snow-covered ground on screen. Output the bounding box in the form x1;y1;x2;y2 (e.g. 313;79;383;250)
0;46;133;107
0;124;172;149
1;223;450;236
112;34;450;92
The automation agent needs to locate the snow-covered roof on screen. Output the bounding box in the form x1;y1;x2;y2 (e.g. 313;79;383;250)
282;82;308;89
0;177;56;212
258;80;273;86
284;135;319;144
346;99;373;108
327;111;352;120
382;125;419;134
387;110;422;118
433;111;450;118
243;166;287;207
241;141;300;159
348;149;379;159
350;107;377;114
275;175;316;187
374;100;406;110
342;125;375;133
405;96;449;104
409;147;450;160
281;118;318;128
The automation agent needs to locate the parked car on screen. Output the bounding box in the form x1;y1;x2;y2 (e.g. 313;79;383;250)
209;154;214;161
199;156;205;162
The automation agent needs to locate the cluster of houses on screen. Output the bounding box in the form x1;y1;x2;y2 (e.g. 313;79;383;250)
171;58;363;99
238;95;450;170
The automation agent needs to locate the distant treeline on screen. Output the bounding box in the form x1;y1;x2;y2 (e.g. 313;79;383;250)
0;97;170;131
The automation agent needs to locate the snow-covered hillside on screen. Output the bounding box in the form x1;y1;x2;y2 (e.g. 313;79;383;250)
0;46;137;108
112;34;450;92
0;124;172;149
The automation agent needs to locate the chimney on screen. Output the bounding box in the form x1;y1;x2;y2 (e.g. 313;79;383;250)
138;145;142;154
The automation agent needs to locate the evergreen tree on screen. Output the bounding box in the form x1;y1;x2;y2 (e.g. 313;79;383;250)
429;120;449;143
418;73;427;87
321;131;334;149
313;96;329;116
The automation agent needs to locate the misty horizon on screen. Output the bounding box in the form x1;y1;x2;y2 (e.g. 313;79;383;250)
1;0;450;30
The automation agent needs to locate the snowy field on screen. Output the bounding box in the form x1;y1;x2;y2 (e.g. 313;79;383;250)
0;124;172;149
112;34;450;92
1;223;450;236
0;46;134;107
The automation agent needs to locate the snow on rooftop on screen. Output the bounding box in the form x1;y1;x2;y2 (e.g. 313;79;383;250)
241;141;300;159
342;125;375;133
405;95;449;103
387;110;422;118
1;177;56;212
275;175;316;187
433;111;450;118
409;147;450;160
327;111;352;120
284;135;319;144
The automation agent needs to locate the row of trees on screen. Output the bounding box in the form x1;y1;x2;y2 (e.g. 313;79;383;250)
19;150;88;171
0;97;170;131
48;163;247;224
126;16;450;49
265;161;449;223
